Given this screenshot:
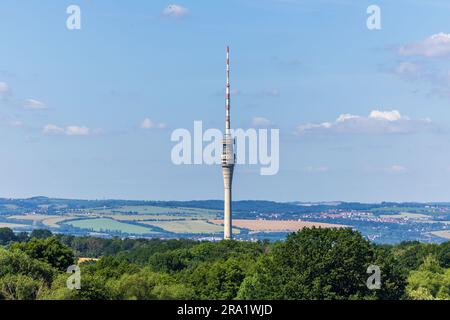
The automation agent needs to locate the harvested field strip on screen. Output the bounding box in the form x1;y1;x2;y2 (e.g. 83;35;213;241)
209;219;346;232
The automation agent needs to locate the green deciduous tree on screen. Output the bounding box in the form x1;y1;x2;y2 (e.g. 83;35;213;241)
11;237;75;271
187;257;248;300
0;228;16;245
111;268;194;300
0;274;45;300
238;228;406;300
30;229;53;239
406;255;450;300
41;273;114;300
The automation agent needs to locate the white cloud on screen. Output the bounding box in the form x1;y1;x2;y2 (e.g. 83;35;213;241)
66;126;90;136
140;117;166;129
251;117;273;128
296;110;434;135
24;98;46;110
369;110;402;121
296;122;332;132
399;33;450;58
43;124;100;136
162;4;189;18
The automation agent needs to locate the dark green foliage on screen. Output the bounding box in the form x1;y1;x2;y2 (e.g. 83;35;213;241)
56;235;198;262
406;256;450;299
0;228;16;245
11;237;75;271
148;249;192;273
14;232;29;242
0;248;54;286
42;273;115;300
0;274;46;300
30;229;53;239
390;241;440;271
111;268;195;300
187;257;247;300
83;256;140;279
437;241;450;268
238;228;406;300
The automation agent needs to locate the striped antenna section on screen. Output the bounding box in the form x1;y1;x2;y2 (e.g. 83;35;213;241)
226;46;230;130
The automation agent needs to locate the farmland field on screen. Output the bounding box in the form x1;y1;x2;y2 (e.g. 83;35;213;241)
209;219;346;232
41;216;80;228
141;220;232;234
0;222;28;229
8;214;58;222
2;198;450;242
8;214;79;228
430;230;450;239
64;218;158;235
110;214;194;221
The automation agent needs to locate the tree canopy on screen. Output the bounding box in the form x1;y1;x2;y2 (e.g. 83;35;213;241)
0;227;448;300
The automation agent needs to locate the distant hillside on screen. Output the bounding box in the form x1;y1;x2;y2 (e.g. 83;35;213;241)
0;197;439;215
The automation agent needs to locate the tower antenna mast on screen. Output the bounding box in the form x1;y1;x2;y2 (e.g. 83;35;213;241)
221;46;236;240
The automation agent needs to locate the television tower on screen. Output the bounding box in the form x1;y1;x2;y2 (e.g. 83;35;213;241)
221;46;236;240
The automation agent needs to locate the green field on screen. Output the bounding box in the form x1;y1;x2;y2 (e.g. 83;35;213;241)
86;205;220;218
110;214;193;221
64;218;158;235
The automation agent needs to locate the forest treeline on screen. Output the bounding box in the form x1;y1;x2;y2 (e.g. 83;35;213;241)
0;227;449;300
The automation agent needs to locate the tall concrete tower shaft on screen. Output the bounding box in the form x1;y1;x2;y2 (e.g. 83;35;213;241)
221;46;235;240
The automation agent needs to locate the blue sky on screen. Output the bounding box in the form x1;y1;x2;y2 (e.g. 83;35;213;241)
1;0;450;202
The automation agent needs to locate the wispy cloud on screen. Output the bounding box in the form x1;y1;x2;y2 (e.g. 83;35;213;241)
43;124;101;136
369;165;408;174
393;61;425;80
43;124;65;135
296;110;435;135
24;98;46;110
162;4;189;18
140;117;166;129
251;117;273;128
392;33;450;98
391;60;450;98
